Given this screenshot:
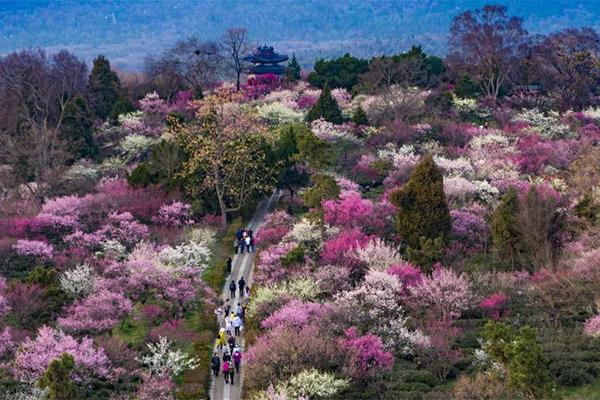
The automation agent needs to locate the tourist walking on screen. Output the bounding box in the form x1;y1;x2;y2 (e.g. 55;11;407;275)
226;257;232;275
228;360;235;385
233;348;242;373
238;276;246;297
229;280;236;298
245;235;251;253
233;314;242;336
224;301;231;318
228;334;236;354
216;328;225;350
211;352;220;377
222;357;230;383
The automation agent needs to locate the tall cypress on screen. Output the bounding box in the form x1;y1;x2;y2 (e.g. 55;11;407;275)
491;187;521;269
60;95;98;161
389;155;451;248
286;54;301;81
88;55;121;120
306;84;343;124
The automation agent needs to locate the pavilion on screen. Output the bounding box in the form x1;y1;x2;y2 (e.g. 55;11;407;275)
243;45;289;76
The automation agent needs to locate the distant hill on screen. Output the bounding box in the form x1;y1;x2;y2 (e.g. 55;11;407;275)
1;0;598;70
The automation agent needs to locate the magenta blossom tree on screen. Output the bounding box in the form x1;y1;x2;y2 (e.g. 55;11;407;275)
341;327;393;380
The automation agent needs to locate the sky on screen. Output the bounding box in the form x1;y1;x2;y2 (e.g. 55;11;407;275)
1;0;599;71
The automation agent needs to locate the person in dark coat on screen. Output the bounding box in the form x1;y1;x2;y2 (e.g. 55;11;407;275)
238;276;246;298
228;360;235;385
226;257;232;275
227;334;236;354
229;280;236;298
224;300;231;318
210;352;220;377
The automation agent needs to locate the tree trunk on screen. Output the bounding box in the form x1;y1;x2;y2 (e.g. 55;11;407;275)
217;193;228;229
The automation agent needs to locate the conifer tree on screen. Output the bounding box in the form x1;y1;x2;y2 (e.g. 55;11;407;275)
303;174;340;209
88;55;121;120
351;105;369;125
108;95;135;124
306;84;343;124
389;155;451;249
38;353;77;400
491;187;521;269
286;54;301;81
60;95;98;161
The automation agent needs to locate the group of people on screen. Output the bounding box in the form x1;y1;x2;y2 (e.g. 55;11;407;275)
229;276;248;299
213;300;247;384
234;227;255;254
211;225;258;387
211;345;242;385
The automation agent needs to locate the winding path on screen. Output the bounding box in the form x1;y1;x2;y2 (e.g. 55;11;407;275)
209;192;279;400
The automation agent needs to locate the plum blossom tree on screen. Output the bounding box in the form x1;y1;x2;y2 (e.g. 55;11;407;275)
323;191;374;229
12;326;111;383
341;327;393;380
13;240;54;259
139;336;199;377
59;264;97;298
137;372;175;400
57;289;133;333
320;229;371;266
336;270;429;353
154;201;194;226
409;266;473;319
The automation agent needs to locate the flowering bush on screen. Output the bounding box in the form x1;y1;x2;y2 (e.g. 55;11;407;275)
341;327;393;380
58;289;133;333
154;202;194;226
12;326;111;383
261;300;327;330
119;134;157;163
409;266;473;319
323;191;374;229
97;212;150;247
321;229;371;266
137;372;175;400
13;240;54;259
257;102;304;126
139;336;199;377
480;293;510;320
583;314;600;338
59;264;97;298
354;238;403;270
159;240;211;270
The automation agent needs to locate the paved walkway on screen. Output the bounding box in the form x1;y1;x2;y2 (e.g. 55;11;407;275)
209;192;279;400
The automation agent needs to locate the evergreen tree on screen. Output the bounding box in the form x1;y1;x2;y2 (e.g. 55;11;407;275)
286;54;301;81
293;127;331;170
491;187;521;269
108;95;135;124
88;55;121;120
306;85;343;124
351;106;369;125
38;353;77;400
389;155;451;249
303;174;340;209
482;322;554;398
60;95;98;162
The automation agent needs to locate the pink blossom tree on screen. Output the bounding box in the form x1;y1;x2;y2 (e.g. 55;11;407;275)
323;191;374;230
409;266;473;320
58;289;133;333
12;239;54;259
12;325;111;383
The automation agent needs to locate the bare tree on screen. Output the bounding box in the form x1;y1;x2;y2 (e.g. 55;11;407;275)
145;36;222;100
448;5;528;100
0;49;86;201
221;28;250;91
